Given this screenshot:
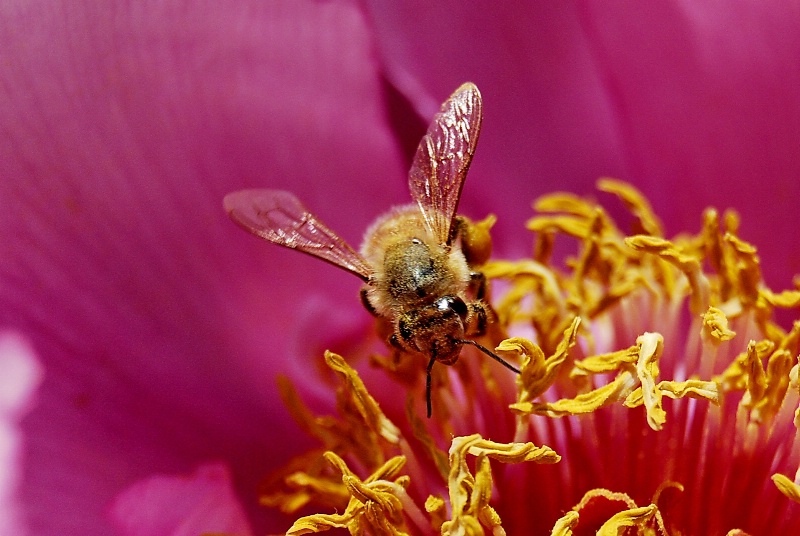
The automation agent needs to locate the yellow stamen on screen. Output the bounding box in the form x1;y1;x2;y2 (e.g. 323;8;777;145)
791;353;800;428
703;306;737;342
549;511;579;536
442;434;560;535
570;344;640;377
715;339;774;393
624;379;720;407
762;288;800;308
625;235;709;314
631;333;666;430
324;351;401;445
501;316;580;403
597;177;664;237
424;495;447;532
262;352;407;519
596;505;657;535
511;370;635;417
772;473;800;504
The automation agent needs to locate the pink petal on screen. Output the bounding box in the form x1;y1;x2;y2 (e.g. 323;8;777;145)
109;463;253;536
366;1;800;285
365;1;626;255
0;1;402;533
0;332;43;536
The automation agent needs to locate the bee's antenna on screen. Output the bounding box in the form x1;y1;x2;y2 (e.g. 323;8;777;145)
426;353;437;419
456;339;521;374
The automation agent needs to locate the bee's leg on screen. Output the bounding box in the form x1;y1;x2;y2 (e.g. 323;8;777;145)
468;271;487;300
360;287;379;317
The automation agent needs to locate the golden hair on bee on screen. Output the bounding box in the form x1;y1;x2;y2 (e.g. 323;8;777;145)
224;83;519;417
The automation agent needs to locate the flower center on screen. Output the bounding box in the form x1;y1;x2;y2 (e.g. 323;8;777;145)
263;180;800;535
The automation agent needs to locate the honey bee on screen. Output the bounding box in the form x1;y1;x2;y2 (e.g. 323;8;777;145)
224;83;519;417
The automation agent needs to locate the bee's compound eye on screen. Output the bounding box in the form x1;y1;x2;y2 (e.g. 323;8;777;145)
437;296;468;318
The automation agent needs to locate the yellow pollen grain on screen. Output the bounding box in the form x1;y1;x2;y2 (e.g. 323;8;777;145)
459;214;496;266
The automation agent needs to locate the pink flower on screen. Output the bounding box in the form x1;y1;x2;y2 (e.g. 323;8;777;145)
1;1;799;534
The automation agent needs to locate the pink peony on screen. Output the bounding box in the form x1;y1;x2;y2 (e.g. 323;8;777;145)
1;1;799;534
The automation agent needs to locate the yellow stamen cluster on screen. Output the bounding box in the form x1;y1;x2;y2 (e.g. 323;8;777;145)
508;327;719;431
261;352;402;516
437;434;560;535
263;180;800;533
287;453;411;535
275;352;560;535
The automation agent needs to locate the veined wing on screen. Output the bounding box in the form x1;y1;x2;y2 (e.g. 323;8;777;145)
408;82;483;245
224;189;372;281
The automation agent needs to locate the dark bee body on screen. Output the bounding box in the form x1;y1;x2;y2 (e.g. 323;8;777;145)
359;205;487;367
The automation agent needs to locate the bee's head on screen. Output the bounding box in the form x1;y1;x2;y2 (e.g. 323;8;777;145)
396;296;467;365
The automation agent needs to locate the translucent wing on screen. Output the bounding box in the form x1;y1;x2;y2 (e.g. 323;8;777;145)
224;189;372;281
408;82;483;245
